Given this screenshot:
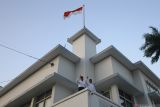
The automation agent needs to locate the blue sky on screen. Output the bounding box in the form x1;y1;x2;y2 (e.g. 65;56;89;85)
0;0;160;86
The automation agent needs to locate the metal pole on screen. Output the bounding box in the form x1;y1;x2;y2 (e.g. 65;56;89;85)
83;5;85;28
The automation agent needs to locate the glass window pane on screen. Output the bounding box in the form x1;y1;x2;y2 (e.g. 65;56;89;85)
21;102;30;107
120;97;126;107
37;102;44;107
124;93;132;101
46;90;52;97
126;101;133;107
45;98;52;107
119;89;124;97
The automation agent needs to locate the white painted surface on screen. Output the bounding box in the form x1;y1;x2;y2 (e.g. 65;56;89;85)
95;57;113;82
137;71;158;105
90;92;121;107
111;57;134;84
52;84;73;103
132;70;145;92
58;56;76;82
84;35;96;82
53;90;89;107
0;57;59;107
110;85;120;104
72;34;96;81
53;90;120;107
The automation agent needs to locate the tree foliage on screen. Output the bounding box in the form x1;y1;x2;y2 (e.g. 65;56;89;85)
140;26;160;64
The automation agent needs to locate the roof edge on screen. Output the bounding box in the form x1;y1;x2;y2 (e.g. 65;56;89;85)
91;45;160;87
134;61;160;87
0;44;80;97
90;45;135;70
67;27;101;45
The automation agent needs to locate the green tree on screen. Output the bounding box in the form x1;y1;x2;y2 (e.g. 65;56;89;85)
140;26;160;64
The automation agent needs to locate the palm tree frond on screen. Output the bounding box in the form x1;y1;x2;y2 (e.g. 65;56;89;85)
149;26;159;36
144;45;157;57
151;50;160;63
140;26;160;64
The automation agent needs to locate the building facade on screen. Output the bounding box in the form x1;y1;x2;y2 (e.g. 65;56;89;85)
0;28;160;107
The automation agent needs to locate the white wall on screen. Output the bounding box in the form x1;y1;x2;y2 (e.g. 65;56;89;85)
111;57;134;84
132;70;149;104
136;70;159;105
53;90;89;107
90;91;121;107
132;70;144;92
0;57;59;107
73;35;86;79
141;71;159;93
84;35;96;81
72;34;96;81
52;84;74;103
58;56;76;82
94;57;114;82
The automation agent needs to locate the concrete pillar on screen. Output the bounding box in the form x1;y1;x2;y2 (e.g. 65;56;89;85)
110;85;120;105
30;97;36;107
51;84;56;104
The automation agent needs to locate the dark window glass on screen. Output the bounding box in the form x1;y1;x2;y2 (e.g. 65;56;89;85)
20;102;30;107
36;89;52;107
126;101;132;107
101;88;111;99
124;93;132;101
120;97;126;107
119;89;124;97
119;89;133;107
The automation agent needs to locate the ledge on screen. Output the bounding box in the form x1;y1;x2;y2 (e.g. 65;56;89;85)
0;44;80;97
4;73;77;107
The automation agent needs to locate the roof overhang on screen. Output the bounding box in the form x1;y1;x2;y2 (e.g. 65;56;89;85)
148;91;160;104
95;73;143;96
134;61;160;87
67;27;101;45
3;73;77;107
91;45;160;88
90;45;135;71
0;44;80;97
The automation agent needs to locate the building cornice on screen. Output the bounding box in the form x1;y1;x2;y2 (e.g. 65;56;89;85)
90;45;135;70
91;45;160;87
134;61;160;87
3;73;77;107
0;44;80;97
95;73;143;96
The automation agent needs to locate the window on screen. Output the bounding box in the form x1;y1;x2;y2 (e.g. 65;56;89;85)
20;102;31;107
36;90;52;107
101;88;111;99
146;81;159;94
119;89;134;107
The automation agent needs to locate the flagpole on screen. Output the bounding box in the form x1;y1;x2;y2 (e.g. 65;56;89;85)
83;5;85;28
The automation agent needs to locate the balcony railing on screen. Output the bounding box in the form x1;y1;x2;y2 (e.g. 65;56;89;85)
52;89;121;107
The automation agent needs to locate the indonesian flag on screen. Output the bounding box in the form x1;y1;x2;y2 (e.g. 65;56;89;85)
64;6;83;18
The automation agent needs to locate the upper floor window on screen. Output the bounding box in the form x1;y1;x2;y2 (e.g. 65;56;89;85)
101;88;111;99
36;90;52;107
146;81;159;94
21;102;31;107
119;89;134;107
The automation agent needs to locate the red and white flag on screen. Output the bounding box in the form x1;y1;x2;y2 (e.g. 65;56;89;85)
64;6;83;19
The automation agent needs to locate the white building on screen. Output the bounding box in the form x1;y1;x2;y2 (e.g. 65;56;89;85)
0;28;160;107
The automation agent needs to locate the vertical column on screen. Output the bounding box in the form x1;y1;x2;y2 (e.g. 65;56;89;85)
110;85;120;105
30;97;36;107
51;85;56;103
